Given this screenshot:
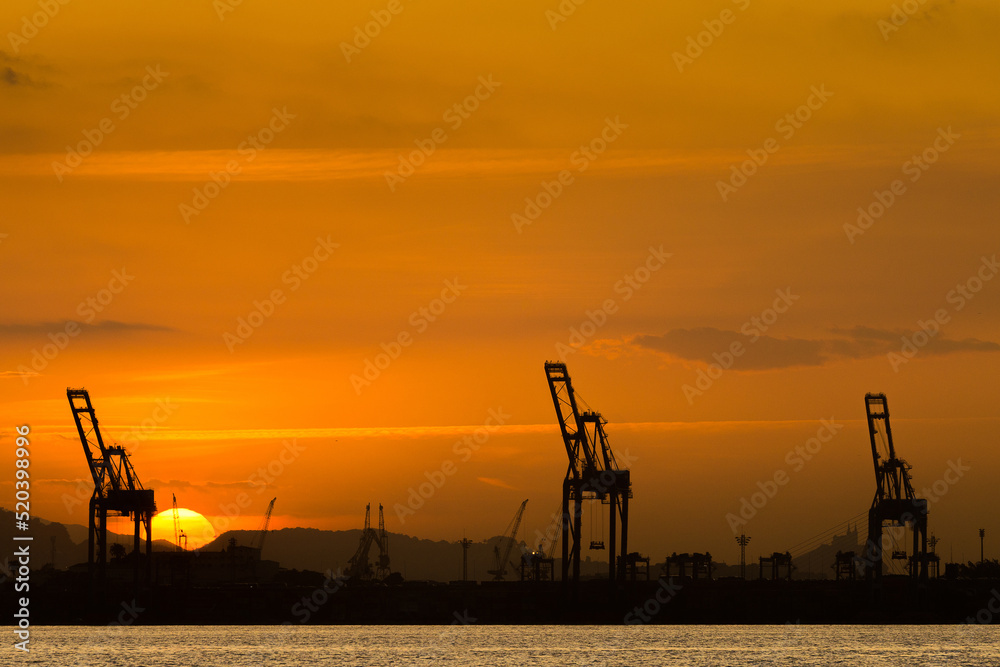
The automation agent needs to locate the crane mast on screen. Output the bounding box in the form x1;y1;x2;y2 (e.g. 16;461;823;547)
375;503;390;581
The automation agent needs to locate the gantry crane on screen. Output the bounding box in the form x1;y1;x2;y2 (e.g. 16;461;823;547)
346;503;390;581
544;362;631;588
67;388;156;598
862;393;929;580
488;499;528;581
251;497;276;553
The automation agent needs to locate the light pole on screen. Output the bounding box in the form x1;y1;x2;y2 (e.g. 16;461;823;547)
736;532;751;580
461;537;472;581
928;535;940;578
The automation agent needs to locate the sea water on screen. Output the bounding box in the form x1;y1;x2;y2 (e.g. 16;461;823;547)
11;624;1000;666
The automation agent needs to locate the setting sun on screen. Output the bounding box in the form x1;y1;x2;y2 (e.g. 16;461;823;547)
151;507;217;550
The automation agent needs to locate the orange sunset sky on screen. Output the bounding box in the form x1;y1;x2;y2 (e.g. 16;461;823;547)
1;1;998;566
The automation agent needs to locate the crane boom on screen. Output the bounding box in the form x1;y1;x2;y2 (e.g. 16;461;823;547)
69;388;120;497
865;393;915;502
544;362;594;479
489;499;528;581
253;497;276;552
172;493;182;551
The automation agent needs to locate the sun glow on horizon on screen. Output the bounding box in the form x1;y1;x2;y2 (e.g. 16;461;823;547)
151;507;217;550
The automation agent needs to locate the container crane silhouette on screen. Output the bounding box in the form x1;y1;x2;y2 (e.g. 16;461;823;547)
544;362;631;588
862;393;929;580
67;388;156;600
346;503;390;581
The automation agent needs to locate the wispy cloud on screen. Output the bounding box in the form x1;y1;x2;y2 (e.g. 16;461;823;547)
0;320;176;339
606;325;1000;370
146;478;254;491
0;369;38;379
0;50;49;88
476;477;517;490
17;422;555;443
3;138;997;181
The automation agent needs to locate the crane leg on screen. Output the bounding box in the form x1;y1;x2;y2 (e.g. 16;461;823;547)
561;480;570;585
573;492;582;587
133;517;140;597
608;493;616;586
620;490;629;584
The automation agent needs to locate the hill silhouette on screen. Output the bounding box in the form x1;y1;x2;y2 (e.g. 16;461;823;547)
0;507;178;574
203;526;534;582
0;507;621;582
